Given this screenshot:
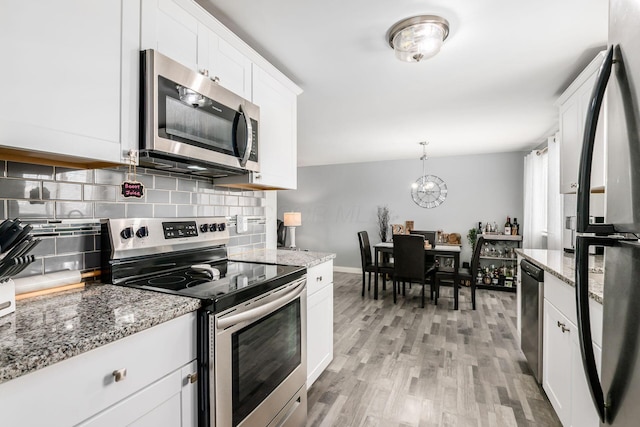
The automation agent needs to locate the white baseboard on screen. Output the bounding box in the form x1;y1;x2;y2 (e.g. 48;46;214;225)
333;266;361;274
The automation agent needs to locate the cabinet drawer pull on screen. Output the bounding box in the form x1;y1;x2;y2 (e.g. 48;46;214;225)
570;182;578;189
557;321;570;333
112;368;127;382
187;372;198;384
316;276;322;281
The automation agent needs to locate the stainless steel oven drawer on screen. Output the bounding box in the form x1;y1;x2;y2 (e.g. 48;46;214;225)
267;384;307;427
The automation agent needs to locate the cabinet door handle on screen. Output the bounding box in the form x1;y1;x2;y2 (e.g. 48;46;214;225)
112;368;127;382
187;372;198;384
317;276;322;281
557;321;570;333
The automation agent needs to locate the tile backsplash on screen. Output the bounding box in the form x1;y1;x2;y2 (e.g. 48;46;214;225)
0;161;266;278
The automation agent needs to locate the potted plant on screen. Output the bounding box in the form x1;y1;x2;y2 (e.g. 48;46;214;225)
467;227;478;251
377;206;390;242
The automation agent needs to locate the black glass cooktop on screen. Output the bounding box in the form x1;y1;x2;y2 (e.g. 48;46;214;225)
122;260;305;313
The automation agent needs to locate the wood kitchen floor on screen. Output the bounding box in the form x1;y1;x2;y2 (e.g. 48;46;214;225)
306;272;561;427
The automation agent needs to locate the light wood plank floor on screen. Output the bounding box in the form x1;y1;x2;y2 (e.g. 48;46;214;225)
307;272;561;427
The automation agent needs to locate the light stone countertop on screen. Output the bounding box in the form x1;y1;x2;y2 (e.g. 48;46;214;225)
0;283;200;385
230;248;336;268
515;249;604;304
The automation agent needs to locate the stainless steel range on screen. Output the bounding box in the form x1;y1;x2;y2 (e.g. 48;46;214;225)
101;217;307;427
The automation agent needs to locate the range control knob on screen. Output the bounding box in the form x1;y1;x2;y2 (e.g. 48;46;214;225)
120;227;134;240
217;223;226;232
199;224;208;233
209;223;217;232
136;226;149;238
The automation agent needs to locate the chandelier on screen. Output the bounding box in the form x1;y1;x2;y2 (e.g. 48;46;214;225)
410;142;448;208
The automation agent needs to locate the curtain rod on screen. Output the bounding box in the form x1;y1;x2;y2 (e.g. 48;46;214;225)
536;146;548;156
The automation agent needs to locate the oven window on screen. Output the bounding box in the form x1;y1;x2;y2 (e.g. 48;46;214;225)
231;299;301;426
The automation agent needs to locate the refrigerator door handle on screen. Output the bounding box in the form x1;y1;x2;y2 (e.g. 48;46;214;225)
576;235;621;423
577;46;616;235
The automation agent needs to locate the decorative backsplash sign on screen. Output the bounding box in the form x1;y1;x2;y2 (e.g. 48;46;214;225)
121;150;144;198
121;181;144;198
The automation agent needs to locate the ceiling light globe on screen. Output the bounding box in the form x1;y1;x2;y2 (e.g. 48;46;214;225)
393;24;444;62
388;15;449;63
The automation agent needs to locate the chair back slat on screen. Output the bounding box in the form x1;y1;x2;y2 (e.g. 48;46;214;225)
357;231;373;268
409;230;436;246
393;234;425;281
471;236;484;275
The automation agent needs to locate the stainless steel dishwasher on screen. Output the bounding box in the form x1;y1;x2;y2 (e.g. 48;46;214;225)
520;259;545;384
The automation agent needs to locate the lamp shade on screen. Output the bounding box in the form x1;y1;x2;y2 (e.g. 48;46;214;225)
283;212;302;227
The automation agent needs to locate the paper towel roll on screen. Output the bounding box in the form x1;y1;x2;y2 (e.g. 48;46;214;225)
13;270;82;295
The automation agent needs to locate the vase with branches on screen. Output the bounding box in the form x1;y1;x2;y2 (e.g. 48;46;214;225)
377;206;390;242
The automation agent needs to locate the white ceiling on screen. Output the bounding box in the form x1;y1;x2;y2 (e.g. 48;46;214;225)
198;0;608;167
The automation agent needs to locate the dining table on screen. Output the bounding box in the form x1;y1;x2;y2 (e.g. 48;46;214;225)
372;241;462;305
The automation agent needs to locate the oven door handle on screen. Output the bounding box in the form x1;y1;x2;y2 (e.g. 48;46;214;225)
216;278;306;330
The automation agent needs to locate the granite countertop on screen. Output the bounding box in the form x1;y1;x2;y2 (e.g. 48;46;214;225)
230;248;336;268
0;283;200;385
516;249;604;304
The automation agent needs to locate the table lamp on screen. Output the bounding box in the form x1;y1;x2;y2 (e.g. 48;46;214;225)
283;212;302;249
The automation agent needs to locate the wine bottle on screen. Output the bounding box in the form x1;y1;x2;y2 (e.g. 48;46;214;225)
504;216;511;235
511;218;519;235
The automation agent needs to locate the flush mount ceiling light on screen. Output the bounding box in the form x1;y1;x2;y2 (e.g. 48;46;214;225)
387;15;450;63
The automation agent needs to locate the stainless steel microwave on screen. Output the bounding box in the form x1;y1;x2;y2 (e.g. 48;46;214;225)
139;49;259;177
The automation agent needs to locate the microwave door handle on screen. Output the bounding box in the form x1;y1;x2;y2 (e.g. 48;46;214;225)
238;105;253;167
577;46;615;234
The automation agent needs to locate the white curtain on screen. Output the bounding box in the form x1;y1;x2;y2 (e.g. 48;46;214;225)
523;149;548;249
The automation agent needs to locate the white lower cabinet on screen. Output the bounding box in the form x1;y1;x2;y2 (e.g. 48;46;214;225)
0;312;197;427
306;260;334;388
78;360;197;427
542;273;602;427
543;299;574;426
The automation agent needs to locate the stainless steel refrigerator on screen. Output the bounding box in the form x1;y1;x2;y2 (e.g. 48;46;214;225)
575;0;640;425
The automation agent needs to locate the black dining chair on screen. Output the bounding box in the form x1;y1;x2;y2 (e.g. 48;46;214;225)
276;219;287;247
392;234;437;308
409;229;438;270
357;231;394;297
409;229;437;246
434;236;482;310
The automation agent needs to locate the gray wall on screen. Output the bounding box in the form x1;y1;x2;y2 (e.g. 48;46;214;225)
278;152;524;268
0;161;266;278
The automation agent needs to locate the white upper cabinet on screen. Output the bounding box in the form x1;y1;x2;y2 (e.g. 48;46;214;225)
141;0;199;70
142;0;301;189
197;27;252;100
251;65;298;190
0;0;140;167
557;51;607;194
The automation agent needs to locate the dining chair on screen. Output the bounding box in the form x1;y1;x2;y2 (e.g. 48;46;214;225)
357;231;394;297
276;219;287;247
392;234;437;308
409;229;437;246
434;236;481;310
409;229;438;270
